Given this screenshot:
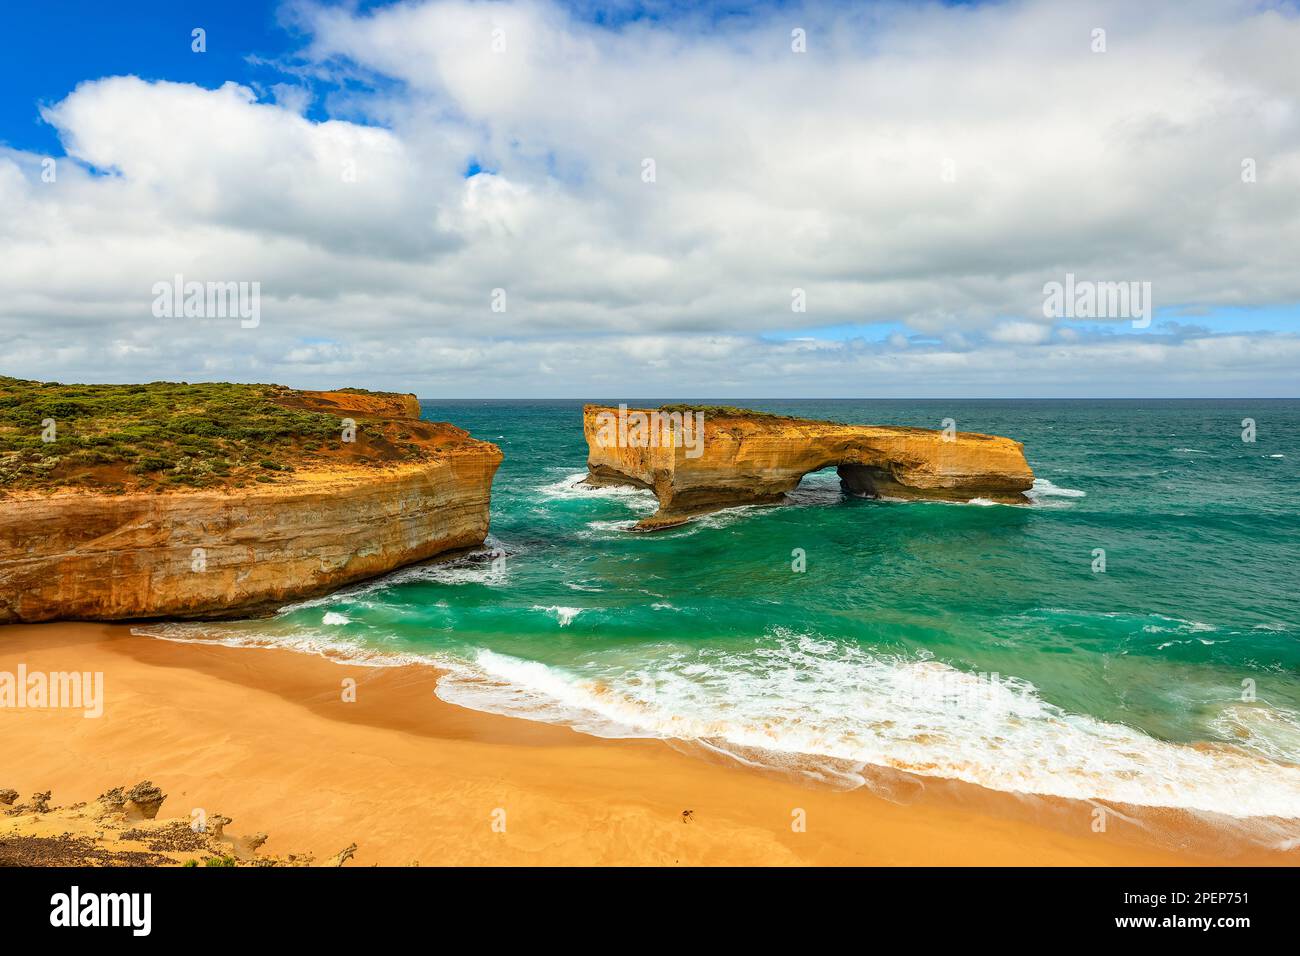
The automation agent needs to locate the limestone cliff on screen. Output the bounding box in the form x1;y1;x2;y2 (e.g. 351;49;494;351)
582;405;1034;530
272;388;423;421
0;384;501;622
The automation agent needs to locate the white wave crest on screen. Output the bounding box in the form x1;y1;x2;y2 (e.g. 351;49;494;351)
536;473;657;510
434;631;1300;820
533;605;582;626
1025;477;1086;501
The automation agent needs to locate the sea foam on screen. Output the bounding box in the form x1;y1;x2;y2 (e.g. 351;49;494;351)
533;605;583;626
434;629;1300;820
1025;477;1086;501
536;472;656;510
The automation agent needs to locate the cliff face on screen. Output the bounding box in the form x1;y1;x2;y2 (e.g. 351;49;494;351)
271;389;423;421
583;405;1034;530
0;389;501;623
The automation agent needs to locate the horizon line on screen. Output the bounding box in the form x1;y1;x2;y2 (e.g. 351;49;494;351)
412;396;1300;401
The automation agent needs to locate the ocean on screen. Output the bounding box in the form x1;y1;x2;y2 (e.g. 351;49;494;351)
137;399;1300;826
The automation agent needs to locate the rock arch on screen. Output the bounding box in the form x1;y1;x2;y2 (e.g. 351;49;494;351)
582;405;1035;530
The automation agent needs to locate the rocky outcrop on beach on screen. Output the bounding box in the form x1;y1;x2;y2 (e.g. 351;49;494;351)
583;404;1034;530
0;781;330;866
0;385;502;622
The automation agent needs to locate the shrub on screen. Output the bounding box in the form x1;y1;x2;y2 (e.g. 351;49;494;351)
0;376;430;492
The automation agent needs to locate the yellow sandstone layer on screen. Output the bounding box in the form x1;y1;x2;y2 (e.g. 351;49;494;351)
0;392;501;623
582;405;1035;530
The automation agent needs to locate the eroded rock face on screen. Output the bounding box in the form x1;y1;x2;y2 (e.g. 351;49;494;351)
1;782;313;866
0;392;501;622
270;389;422;421
125;781;167;820
582;405;1034;530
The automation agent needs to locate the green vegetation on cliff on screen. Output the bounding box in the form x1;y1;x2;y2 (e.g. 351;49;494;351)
655;404;849;425
0;377;411;493
657;404;788;419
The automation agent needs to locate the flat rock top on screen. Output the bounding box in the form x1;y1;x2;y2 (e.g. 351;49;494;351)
0;377;498;498
583;404;1019;445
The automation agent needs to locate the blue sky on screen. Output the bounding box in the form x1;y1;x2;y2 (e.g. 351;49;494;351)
2;2;287;156
2;0;1299;396
0;0;817;160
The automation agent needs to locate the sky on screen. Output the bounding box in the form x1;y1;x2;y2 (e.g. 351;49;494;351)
1;0;1299;397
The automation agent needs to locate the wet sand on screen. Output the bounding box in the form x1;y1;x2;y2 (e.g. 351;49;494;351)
1;622;1293;866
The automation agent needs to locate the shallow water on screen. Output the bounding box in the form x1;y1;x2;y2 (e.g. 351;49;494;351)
137;399;1300;822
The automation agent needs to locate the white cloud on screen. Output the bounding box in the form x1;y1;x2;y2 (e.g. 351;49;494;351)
1;0;1299;395
989;321;1053;345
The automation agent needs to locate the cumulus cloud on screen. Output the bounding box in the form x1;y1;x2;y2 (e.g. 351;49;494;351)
988;321;1053;345
1;0;1299;395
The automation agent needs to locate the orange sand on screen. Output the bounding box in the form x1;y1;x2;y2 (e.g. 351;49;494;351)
1;623;1293;866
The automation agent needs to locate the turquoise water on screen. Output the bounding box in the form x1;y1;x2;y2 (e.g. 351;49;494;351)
139;400;1300;821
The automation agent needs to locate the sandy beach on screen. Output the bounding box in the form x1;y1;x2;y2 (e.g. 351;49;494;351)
1;622;1293;867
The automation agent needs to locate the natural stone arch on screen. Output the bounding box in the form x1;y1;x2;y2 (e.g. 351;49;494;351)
582;405;1034;530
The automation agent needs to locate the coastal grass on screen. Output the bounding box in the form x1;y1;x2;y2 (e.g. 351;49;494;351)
657;404;789;419
0;376;396;493
656;404;854;426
